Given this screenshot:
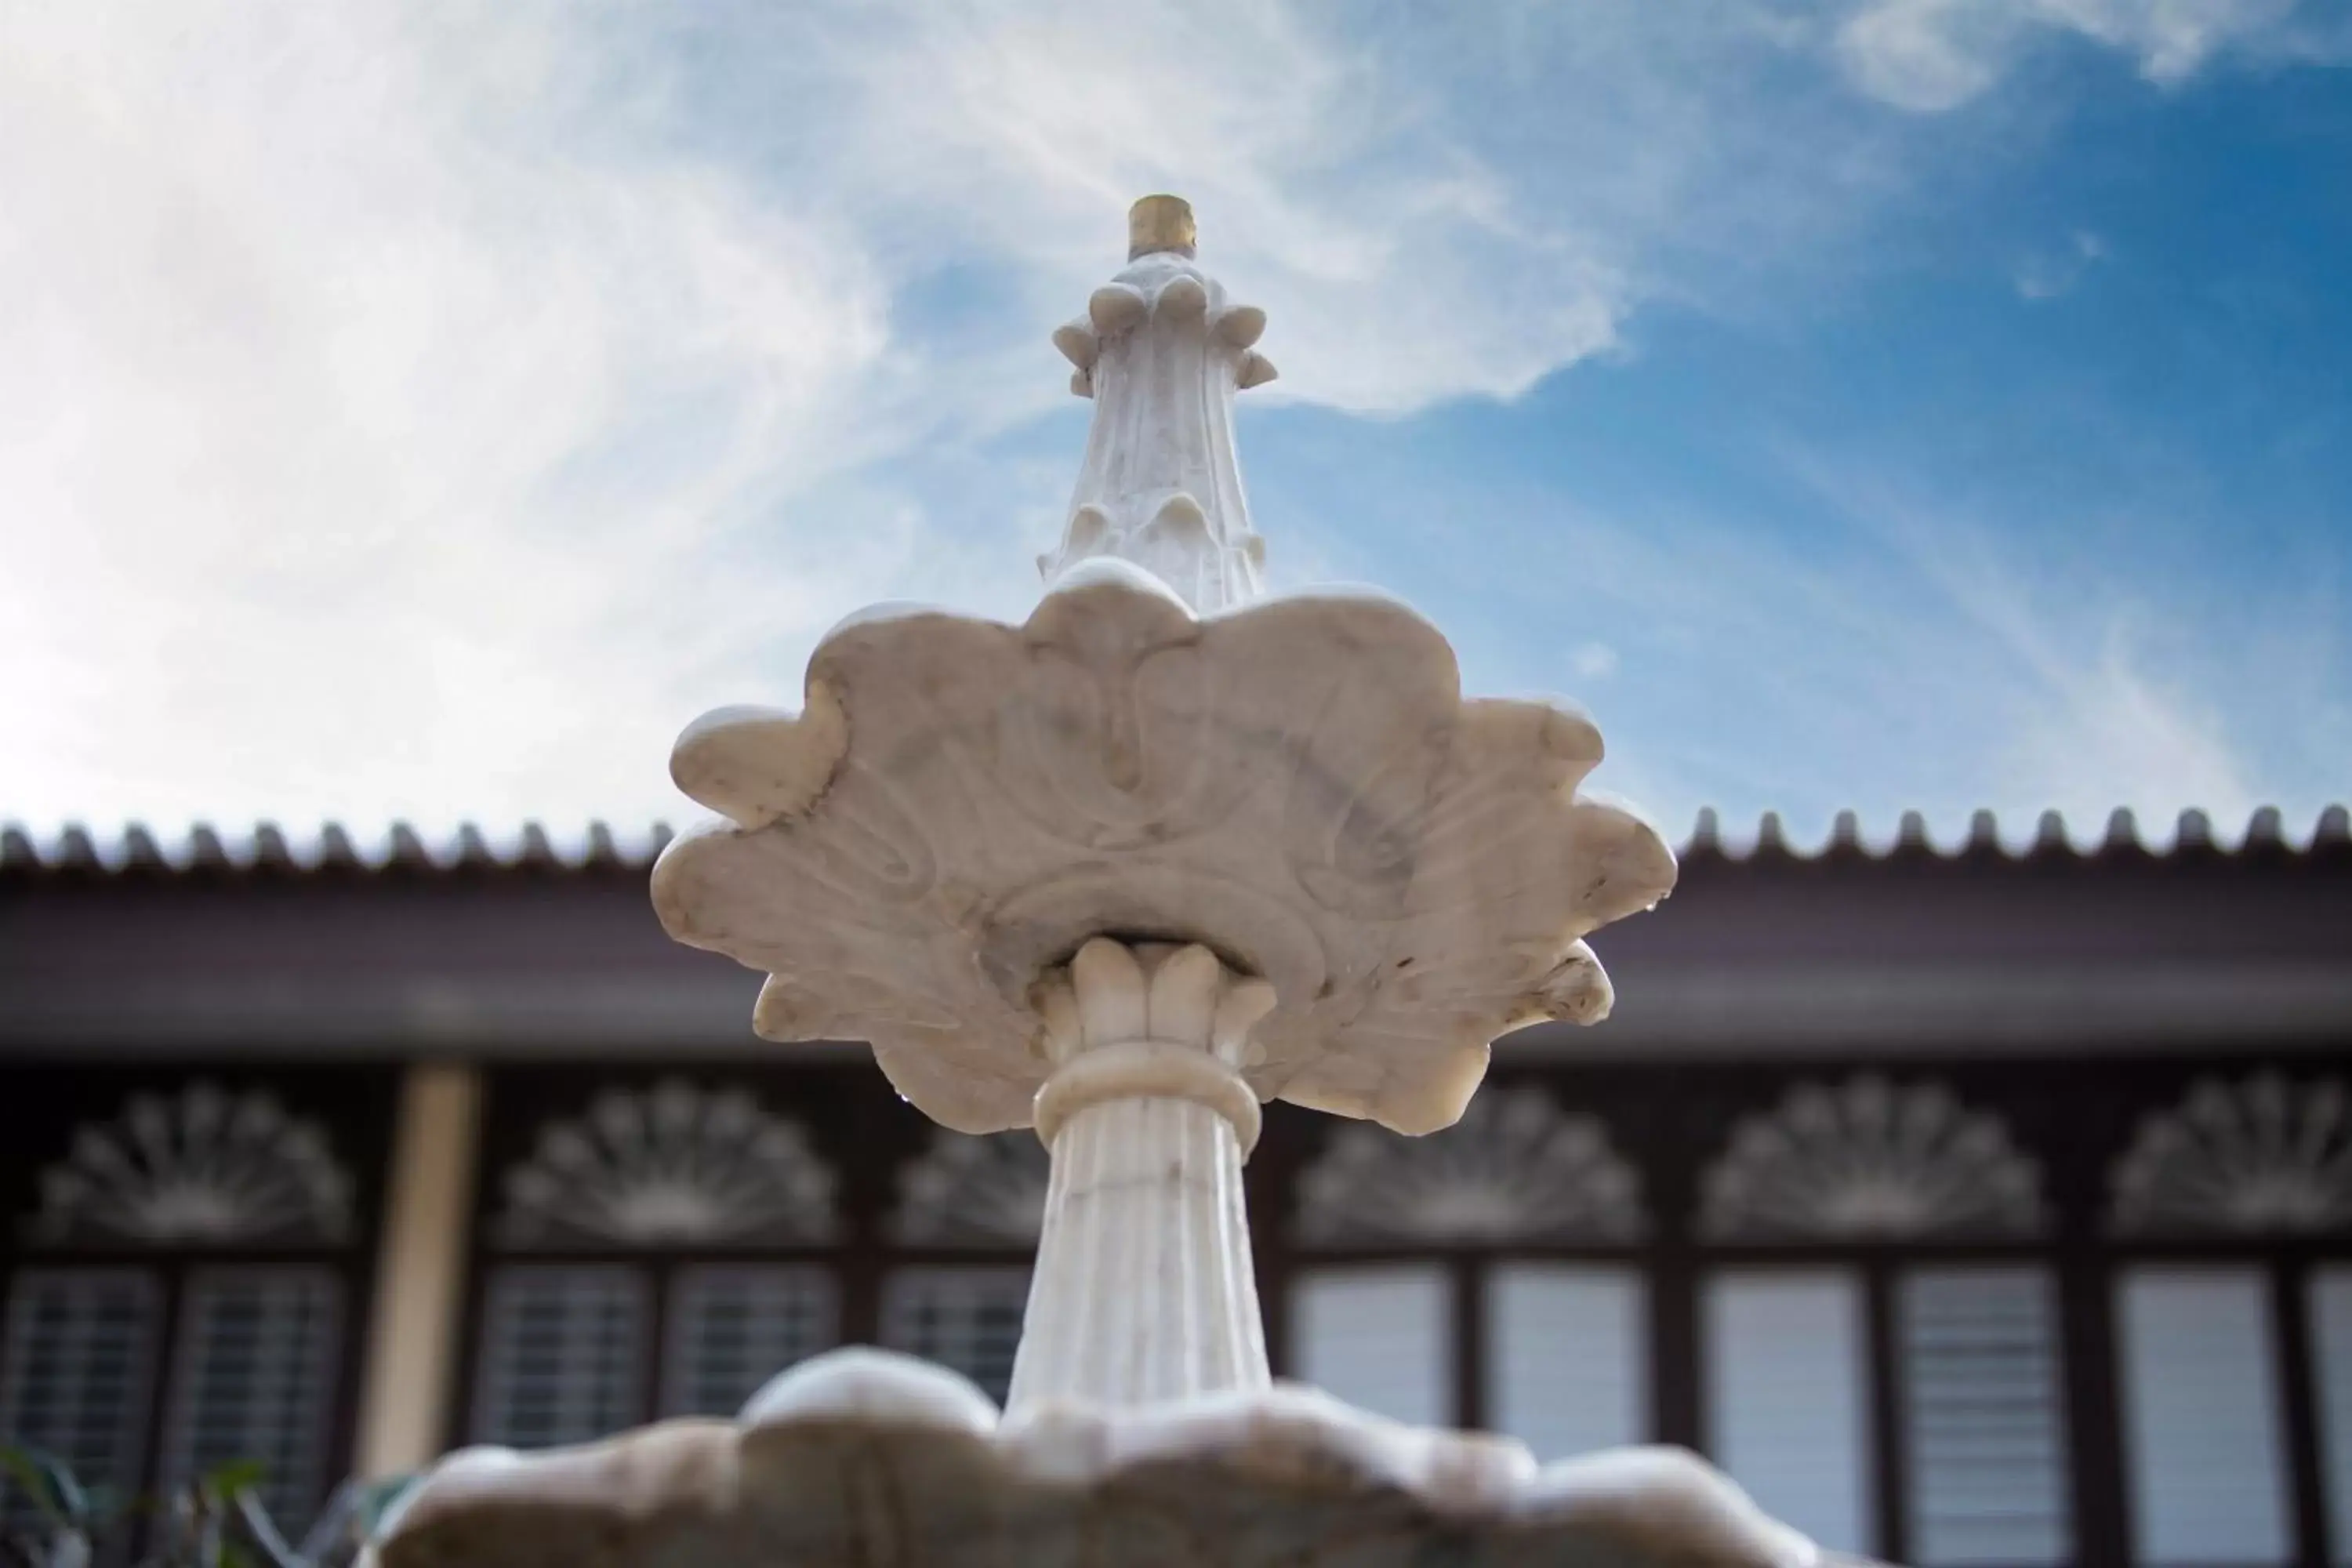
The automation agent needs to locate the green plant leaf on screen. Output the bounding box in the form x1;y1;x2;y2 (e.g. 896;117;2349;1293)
0;1446;81;1527
198;1462;267;1501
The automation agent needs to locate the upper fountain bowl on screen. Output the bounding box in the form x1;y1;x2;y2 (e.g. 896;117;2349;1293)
653;557;1675;1136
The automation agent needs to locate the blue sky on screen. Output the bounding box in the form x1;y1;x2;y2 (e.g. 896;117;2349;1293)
2;1;2347;853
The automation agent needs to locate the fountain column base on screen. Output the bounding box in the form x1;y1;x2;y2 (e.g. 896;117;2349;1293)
1007;938;1275;1414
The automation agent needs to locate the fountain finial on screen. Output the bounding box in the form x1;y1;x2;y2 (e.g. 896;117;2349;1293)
1127;193;1197;259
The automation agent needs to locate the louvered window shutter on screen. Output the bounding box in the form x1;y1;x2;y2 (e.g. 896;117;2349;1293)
1290;1265;1452;1429
0;1269;162;1514
878;1267;1030;1406
2115;1266;2291;1565
1485;1265;1646;1461
1704;1269;1874;1556
661;1266;838;1418
1898;1267;2071;1566
2314;1269;2352;1568
472;1265;649;1448
158;1269;341;1528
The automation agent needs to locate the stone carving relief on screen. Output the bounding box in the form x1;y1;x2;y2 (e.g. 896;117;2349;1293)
493;1080;837;1249
1699;1076;2044;1241
2108;1072;2352;1236
1040;209;1275;612
1294;1085;1646;1246
889;1131;1052;1247
27;1082;354;1247
379;1348;1813;1568
655;563;1676;1139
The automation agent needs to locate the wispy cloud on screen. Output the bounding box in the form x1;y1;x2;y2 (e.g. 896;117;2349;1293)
1778;456;2278;840
2013;229;2108;299
1836;0;2331;112
0;0;2339;840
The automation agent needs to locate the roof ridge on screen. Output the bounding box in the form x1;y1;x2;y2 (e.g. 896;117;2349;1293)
2;804;2346;877
0;820;676;876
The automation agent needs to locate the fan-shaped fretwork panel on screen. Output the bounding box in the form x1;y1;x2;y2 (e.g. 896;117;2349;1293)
28;1083;354;1247
1294;1086;1646;1247
2108;1072;2352;1236
889;1131;1051;1247
493;1080;837;1249
1698;1076;2044;1243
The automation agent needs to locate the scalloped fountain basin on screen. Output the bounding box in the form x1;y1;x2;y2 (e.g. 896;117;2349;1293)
375;1349;1817;1568
653;559;1675;1138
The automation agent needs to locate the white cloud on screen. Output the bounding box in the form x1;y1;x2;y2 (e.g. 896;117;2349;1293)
0;1;961;838
0;0;2336;841
1571;642;1621;681
2013;228;2107;299
0;0;1843;837
1765;458;2271;840
1838;0;2314;111
1994;629;2258;835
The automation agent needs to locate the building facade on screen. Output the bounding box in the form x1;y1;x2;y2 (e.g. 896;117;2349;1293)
3;807;2349;1566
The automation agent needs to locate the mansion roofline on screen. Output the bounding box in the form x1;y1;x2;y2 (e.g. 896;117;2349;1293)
5;802;2348;1063
5;801;2348;880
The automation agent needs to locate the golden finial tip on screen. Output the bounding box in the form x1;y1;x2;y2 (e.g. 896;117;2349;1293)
1128;194;1197;260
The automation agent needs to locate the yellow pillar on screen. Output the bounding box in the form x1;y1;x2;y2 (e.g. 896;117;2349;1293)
353;1062;483;1477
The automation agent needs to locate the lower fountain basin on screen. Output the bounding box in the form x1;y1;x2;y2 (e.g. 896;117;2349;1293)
374;1348;1817;1568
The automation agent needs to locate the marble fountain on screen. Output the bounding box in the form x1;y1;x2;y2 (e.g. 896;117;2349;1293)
372;197;1821;1568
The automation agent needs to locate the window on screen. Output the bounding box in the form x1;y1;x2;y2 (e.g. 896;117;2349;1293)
877;1268;1029;1406
662;1266;836;1419
1286;1087;1650;1446
878;1129;1050;1406
1486;1264;1646;1461
472;1266;648;1450
1696;1076;2063;1565
0;1270;161;1508
1291;1265;1451;1428
2105;1072;2352;1567
2114;1267;2291;1566
1899;1268;2070;1567
159;1269;342;1525
0;1083;364;1530
2314;1269;2352;1568
470;1080;842;1446
1706;1270;1874;1556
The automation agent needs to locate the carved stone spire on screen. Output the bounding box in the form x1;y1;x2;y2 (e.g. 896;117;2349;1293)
1040;195;1276;612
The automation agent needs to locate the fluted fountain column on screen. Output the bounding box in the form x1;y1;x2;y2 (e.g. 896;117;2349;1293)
1007;938;1275;1413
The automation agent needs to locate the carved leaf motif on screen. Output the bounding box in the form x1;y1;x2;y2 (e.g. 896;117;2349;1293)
1295;1086;1646;1246
1699;1076;2045;1242
2108;1073;2352;1236
30;1083;353;1247
890;1132;1052;1246
493;1080;838;1248
655;561;1675;1137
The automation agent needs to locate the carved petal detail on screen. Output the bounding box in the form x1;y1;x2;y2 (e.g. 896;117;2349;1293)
653;561;1675;1136
378;1349;1811;1568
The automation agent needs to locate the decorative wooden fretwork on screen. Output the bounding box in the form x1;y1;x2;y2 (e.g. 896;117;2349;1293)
1293;1086;1646;1247
2107;1072;2352;1236
492;1080;838;1249
27;1083;354;1247
1698;1076;2044;1242
888;1131;1051;1246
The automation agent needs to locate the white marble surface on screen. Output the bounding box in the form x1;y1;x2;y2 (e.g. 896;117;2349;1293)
656;559;1675;1137
376;1348;1819;1568
1007;939;1271;1414
1040;241;1274;612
